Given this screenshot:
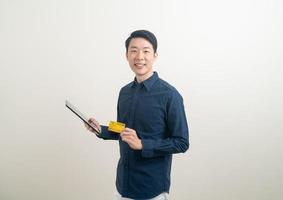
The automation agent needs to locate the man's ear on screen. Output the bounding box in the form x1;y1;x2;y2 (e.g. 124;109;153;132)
154;52;158;60
125;51;129;60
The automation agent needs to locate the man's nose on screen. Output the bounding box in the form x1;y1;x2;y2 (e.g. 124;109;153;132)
136;51;144;60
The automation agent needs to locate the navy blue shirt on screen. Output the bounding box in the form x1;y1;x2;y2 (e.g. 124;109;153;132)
98;72;189;199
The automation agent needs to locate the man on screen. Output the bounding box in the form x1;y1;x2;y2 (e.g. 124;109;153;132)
86;30;189;200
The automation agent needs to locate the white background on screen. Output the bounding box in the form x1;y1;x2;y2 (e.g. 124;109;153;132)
1;0;282;199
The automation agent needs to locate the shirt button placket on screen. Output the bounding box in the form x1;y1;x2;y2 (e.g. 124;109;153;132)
125;85;140;194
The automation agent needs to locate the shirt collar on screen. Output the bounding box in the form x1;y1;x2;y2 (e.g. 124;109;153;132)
131;72;159;91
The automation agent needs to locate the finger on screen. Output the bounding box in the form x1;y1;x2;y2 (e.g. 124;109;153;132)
123;127;133;132
88;118;101;132
88;118;95;125
120;132;133;139
121;137;133;145
120;131;129;135
89;118;99;126
85;123;93;131
120;134;129;140
121;134;136;142
121;128;134;134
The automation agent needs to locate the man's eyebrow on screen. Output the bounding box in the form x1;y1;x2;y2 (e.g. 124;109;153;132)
129;46;152;49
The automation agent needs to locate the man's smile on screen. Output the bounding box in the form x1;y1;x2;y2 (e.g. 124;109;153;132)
134;63;146;68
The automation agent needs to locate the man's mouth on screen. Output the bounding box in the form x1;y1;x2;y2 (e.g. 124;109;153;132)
134;63;145;68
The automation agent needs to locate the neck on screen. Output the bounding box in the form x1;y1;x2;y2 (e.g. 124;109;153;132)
136;71;154;83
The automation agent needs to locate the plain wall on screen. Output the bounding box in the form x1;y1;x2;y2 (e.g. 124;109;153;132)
1;0;282;199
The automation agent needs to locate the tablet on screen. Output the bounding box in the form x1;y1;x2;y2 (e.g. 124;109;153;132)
65;100;100;134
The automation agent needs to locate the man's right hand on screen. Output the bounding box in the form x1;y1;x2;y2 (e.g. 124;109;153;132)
85;118;101;135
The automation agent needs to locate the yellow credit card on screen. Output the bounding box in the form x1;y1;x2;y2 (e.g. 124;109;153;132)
108;121;125;133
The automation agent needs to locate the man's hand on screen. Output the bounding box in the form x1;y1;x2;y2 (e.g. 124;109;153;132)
120;128;143;150
85;117;101;135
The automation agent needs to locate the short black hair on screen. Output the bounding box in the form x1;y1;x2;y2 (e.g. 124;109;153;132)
125;30;158;53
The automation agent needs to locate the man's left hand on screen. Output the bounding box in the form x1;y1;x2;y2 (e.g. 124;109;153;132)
120;128;143;150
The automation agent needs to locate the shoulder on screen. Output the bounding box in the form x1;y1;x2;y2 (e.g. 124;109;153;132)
156;78;183;100
119;81;134;93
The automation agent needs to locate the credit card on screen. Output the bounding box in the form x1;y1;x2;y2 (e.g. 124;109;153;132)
108;121;125;133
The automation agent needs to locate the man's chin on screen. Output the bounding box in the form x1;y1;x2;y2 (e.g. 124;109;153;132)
133;68;146;75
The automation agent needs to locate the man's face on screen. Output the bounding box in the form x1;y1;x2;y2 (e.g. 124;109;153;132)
126;37;157;80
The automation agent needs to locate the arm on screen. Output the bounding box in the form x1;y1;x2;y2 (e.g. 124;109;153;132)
141;91;189;158
120;91;189;157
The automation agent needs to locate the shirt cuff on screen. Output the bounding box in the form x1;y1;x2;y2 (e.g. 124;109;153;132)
97;125;119;140
141;139;155;158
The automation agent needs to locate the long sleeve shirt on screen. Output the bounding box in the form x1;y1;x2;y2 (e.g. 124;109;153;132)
97;72;189;199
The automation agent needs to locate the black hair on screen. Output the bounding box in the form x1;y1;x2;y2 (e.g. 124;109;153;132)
125;30;158;53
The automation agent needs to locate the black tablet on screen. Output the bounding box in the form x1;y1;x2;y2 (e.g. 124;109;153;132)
65;100;100;134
